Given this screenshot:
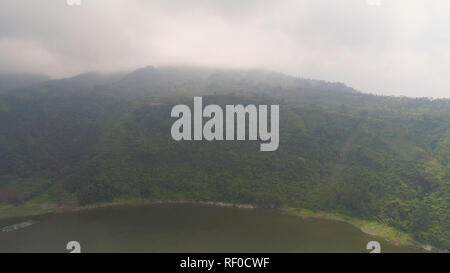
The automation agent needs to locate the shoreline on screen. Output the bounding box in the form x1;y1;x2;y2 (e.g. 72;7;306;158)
0;199;441;252
0;199;258;221
281;207;438;252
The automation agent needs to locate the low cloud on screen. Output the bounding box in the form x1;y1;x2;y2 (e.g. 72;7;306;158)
0;0;449;97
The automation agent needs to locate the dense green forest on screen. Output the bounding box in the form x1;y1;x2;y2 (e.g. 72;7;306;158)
0;66;449;249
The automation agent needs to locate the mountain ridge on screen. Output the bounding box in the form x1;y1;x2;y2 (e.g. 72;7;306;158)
0;66;448;249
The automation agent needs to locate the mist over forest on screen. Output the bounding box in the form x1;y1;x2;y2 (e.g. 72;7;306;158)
0;66;449;249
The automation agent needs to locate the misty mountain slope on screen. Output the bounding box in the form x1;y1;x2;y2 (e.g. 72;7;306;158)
0;74;49;94
0;67;449;249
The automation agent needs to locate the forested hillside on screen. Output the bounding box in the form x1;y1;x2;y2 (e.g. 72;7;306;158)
0;66;449;249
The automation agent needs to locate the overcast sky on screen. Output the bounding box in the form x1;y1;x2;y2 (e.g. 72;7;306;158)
0;0;449;98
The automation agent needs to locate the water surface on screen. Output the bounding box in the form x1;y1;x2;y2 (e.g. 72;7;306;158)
0;203;421;252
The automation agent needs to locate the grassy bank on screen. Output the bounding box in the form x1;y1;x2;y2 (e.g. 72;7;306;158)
283;207;415;247
0;199;256;220
0;204;58;220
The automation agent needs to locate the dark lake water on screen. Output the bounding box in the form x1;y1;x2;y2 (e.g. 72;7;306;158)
0;203;421;252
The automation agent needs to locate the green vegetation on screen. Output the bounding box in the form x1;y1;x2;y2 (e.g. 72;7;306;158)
0;67;449;249
284;207;414;246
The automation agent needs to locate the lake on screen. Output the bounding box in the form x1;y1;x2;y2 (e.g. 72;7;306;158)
0;203;422;252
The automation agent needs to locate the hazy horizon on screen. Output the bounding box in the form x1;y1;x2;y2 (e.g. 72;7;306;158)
1;0;450;98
